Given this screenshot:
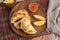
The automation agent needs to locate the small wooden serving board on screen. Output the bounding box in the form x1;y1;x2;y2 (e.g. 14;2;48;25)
9;0;47;38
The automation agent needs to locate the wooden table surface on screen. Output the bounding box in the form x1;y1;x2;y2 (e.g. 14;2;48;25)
0;0;60;40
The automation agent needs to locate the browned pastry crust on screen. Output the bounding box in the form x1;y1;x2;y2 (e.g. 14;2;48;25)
11;9;37;34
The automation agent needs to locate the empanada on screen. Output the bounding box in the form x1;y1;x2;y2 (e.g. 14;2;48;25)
11;10;28;23
21;17;37;34
3;0;14;4
11;9;37;34
14;20;21;29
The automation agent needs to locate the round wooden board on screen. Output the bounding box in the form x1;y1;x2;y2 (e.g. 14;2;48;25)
9;1;46;38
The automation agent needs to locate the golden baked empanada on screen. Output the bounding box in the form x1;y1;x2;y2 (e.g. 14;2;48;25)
11;9;37;34
14;20;21;29
11;10;27;23
21;17;37;34
3;0;14;4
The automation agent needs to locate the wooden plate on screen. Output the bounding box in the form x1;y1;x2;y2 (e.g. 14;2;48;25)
9;1;47;38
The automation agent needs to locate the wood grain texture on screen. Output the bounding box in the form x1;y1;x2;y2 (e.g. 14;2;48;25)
32;36;43;40
9;0;47;38
1;0;60;40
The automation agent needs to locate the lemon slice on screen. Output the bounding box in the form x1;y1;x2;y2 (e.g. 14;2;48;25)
3;0;14;4
33;15;46;21
34;21;46;26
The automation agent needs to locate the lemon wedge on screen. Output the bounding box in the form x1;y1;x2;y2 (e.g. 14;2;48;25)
34;21;46;26
3;0;14;4
33;15;46;21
